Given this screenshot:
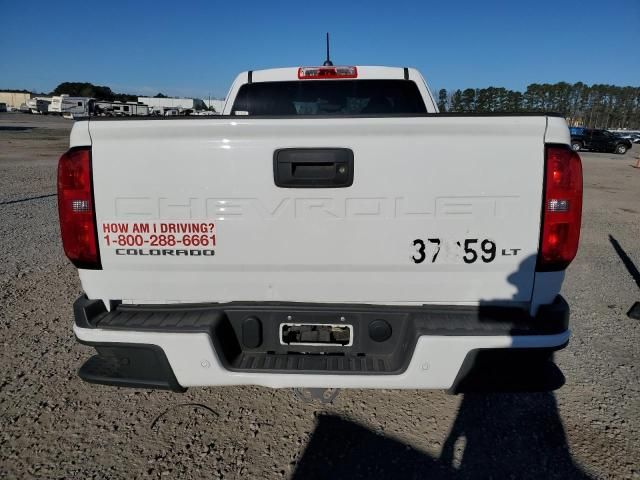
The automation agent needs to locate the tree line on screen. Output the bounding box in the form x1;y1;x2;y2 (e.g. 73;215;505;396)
50;82;139;103
9;81;640;128
437;83;640;129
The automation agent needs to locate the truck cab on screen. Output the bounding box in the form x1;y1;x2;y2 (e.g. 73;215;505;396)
222;66;438;115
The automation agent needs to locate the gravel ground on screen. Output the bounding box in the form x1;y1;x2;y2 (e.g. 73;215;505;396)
0;113;638;479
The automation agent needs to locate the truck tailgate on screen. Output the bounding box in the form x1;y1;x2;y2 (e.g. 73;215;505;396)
84;116;547;305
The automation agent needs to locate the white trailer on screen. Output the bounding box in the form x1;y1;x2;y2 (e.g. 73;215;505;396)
27;98;51;114
49;95;93;118
138;96;207;114
204;99;225;113
94;101;149;117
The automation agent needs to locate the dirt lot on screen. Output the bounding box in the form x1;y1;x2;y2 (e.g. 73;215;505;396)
1;113;638;479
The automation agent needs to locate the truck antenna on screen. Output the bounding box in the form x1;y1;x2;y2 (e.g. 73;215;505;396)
323;32;333;66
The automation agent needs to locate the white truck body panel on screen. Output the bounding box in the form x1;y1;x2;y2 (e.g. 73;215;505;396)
80;115;552;307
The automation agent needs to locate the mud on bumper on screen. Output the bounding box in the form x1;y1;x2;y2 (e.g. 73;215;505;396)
73;296;570;393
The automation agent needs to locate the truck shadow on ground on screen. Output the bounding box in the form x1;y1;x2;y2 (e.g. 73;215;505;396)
0;125;34;131
609;234;640;319
293;252;591;479
293;391;590;480
609;235;640;290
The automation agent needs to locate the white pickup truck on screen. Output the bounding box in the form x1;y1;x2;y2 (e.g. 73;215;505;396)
60;65;582;393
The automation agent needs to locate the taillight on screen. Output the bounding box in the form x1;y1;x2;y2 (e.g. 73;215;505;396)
57;147;101;269
537;144;583;271
298;66;358;79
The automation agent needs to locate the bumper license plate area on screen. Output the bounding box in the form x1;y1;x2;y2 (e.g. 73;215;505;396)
280;323;353;347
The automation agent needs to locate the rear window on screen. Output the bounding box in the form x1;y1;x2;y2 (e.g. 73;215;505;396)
231;80;427;116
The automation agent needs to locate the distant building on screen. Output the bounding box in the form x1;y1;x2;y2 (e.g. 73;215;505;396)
138;96;206;113
204;99;225;113
0;91;31;109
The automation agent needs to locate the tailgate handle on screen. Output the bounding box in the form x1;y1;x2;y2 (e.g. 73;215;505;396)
274;148;354;188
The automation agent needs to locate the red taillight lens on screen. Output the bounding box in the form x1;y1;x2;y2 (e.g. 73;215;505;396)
57;147;101;269
298;66;358;79
537;145;583;271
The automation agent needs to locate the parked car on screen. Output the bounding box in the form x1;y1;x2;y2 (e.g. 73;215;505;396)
0;102;7;112
61;64;580;393
571;128;632;154
615;132;640;144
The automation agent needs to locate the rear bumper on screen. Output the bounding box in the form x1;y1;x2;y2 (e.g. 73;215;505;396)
73;296;570;392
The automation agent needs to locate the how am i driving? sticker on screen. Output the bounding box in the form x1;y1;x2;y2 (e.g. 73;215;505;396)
100;222;216;257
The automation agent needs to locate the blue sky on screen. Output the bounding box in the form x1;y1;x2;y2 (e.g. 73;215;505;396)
2;0;639;99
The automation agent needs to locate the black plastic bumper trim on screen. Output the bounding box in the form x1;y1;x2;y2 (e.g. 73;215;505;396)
74;296;569;376
448;341;569;394
77;340;186;392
